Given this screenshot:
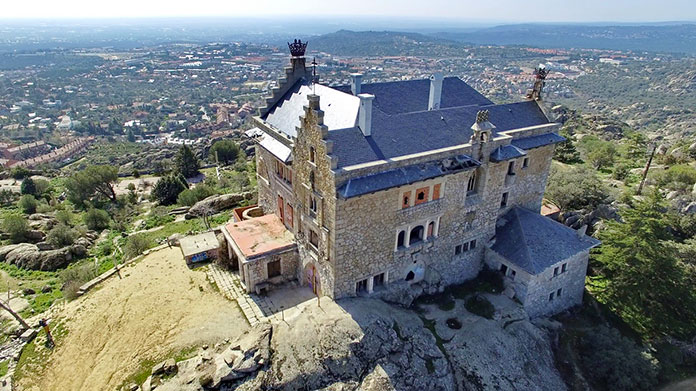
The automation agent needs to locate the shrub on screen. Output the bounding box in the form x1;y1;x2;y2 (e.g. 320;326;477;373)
123;233;153;259
177;184;215;206
83;208;111;231
11;166;31;180
209;139;241;164
152;174;187;205
579;325;658;391
17;194;38;214
46;223;76;247
20;177;36;195
546;165;611;211
465;295;495;319
651;164;696;191
55;209;74;226
59;264;99;300
34;179;50;196
2;214;29;243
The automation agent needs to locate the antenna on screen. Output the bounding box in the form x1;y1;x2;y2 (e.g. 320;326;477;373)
311;57;318;94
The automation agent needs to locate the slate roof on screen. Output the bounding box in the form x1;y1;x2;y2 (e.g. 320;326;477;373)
263;81;359;138
511;132;566;150
327;100;549;168
491;207;600;275
333;77;493;114
490;144;527;162
337;155;479;199
260;76;552;169
258;133;293;163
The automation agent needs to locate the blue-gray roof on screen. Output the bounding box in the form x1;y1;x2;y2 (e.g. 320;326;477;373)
511;133;566;150
327;100;549;168
492;207;600;275
337;155;479;199
333;77;493;114
490;144;527;162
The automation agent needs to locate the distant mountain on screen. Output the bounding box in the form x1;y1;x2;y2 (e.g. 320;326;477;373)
309;30;466;56
431;24;696;55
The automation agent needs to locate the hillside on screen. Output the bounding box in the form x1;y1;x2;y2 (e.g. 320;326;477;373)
433;23;696;55
309;29;466;57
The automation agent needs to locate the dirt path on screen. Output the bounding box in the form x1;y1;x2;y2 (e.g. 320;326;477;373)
16;247;248;391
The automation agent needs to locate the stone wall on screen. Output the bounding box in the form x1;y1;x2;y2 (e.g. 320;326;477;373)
485;249;589;318
242;249;299;294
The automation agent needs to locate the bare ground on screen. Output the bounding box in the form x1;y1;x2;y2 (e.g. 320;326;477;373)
15;247;248;391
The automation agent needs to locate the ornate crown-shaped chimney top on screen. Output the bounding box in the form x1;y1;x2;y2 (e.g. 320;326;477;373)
475;110;490;124
288;39;308;57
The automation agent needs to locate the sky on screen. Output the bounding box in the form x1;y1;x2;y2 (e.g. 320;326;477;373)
0;0;696;23
2;0;695;22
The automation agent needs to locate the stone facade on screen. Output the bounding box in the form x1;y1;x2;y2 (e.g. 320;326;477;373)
242;50;593;318
486;249;588;318
241;249;299;295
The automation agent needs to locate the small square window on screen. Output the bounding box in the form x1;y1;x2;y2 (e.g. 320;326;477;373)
523;157;529;168
455;245;462;255
557;288;562;297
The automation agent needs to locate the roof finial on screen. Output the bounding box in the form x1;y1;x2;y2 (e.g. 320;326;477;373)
288;39;307;57
311;57;318;94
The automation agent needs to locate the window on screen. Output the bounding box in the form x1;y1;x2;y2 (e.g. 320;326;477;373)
432;184;441;200
522;157;529;168
396;231;405;248
267;260;281;278
510;270;516;280
309;146;315;163
463;241;470;252
455;245;462;255
356;279;368;293
277;195;284;220
402;191;411;209
427;221;435;238
557;288;562;297
561;263;567;273
501;192;509;208
469;239;477;250
553;267;559;277
309;196;317;218
549;292;555;301
309;170;315;189
409;226;424;245
507;161;515;175
500;264;508;274
374;273;385;287
285;204;293;228
406;271;415;281
415;187;429;205
309;230;319;248
467;172;477;193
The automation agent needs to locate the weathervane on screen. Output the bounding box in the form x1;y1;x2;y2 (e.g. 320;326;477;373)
311;57;318;94
288;39;307;57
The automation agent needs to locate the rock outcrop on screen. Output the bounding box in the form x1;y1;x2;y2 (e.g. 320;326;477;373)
185;192;255;219
0;243;87;271
152;297;567;391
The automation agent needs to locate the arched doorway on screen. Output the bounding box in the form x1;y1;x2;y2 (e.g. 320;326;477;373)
304;263;321;295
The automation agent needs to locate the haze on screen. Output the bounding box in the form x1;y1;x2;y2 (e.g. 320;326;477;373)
2;0;696;23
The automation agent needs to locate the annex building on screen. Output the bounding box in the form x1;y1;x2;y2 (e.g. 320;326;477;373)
222;40;600;318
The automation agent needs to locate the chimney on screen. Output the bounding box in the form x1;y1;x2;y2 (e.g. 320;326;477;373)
350;73;363;95
358;93;375;137
428;73;443;110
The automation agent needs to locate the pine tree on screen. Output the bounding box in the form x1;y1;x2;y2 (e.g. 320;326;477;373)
175;145;200;178
20;177;36;195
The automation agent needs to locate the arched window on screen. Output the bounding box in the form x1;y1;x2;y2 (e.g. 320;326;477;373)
467;171;477;193
406;271;415;281
409;226;424;245
396;230;405;248
309;170;315;190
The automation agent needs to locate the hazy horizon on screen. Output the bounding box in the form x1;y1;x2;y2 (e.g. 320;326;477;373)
2;0;696;23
